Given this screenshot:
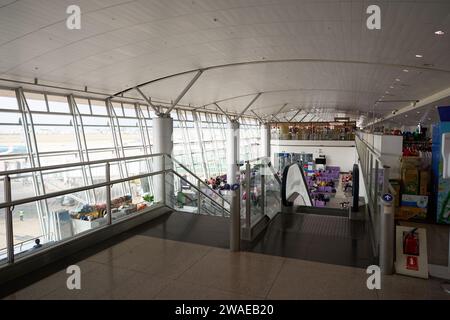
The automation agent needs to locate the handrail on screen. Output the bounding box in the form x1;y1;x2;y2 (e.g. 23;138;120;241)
0;152;165;176
171;170;230;215
355;134;383;161
245;156;270;164
0;169;165;209
167;155;230;205
281;162;312;207
244;157;282;185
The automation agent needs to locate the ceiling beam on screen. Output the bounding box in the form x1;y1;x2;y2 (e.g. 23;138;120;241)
135;87;160;114
166;70;203;114
299;114;309;122
273;103;288;119
237;92;262;119
214;102;233;123
289;109;302;122
250;110;264;123
367;86;450;127
114;59;450;97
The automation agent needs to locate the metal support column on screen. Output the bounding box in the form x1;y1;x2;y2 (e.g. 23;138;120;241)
245;162;251;228
197;179;201;214
15;88;49;241
105;163;112;225
105;99;127;196
5;175;14;263
261;172;266;217
380;197;394;275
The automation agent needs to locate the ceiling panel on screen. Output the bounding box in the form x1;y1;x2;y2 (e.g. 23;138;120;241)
0;0;449;121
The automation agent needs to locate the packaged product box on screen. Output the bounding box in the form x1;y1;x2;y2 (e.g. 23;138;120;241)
396;206;427;220
419;170;429;195
402;168;419;195
401;156;421;170
397;194;428;220
401;194;428;208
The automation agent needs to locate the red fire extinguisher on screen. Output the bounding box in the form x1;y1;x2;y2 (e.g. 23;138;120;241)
403;228;419;256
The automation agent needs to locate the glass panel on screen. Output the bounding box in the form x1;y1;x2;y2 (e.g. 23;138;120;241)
75;98;91;114
24;92;47;112
123;103;136;117
47;95;70;113
0;122;27;156
0;90;18;110
35;125;78;153
90;100;108;115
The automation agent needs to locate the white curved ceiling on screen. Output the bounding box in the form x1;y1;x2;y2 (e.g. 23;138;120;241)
0;0;450;124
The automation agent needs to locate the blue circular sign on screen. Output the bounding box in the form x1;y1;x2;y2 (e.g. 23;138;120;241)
382;193;393;202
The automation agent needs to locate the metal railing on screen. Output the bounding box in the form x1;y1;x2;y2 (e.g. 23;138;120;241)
272;132;355;141
0;152;230;266
355;132;396;274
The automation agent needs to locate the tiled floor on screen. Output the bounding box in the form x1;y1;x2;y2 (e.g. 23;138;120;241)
3;235;449;300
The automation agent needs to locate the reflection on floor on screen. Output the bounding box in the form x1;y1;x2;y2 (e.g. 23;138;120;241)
246;212;376;268
3;235;449;300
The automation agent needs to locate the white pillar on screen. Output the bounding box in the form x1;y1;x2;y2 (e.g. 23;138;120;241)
227;119;240;251
153;114;173;204
227;119;240;184
260;123;271;159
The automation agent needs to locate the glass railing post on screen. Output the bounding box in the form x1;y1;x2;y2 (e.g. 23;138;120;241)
245;162;251;228
380;197;394;275
5;175;14;263
162;155;166;206
197;179;201;214
105;162;112;225
261;169;265;217
374;160;379;213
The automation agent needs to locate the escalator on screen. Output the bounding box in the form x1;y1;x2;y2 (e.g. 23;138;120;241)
243;162;377;269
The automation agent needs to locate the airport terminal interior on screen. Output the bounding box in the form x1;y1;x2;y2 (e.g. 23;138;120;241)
0;0;450;301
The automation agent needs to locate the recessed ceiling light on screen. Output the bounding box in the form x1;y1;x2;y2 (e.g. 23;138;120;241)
290;108;294;111
405;115;408;117
417;111;420;114
385;91;389;94
435;30;445;35
415;54;423;58
395;78;401;82
390;86;394;89
403;69;409;72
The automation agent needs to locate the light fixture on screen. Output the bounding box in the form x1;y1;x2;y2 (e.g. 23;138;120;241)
415;54;423;58
403;69;409;72
435;30;445;35
405;115;408;117
395;78;401;82
417;111;420;114
385;91;389;94
390;86;394;89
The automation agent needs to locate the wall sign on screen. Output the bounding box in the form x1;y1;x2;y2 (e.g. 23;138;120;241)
395;226;428;279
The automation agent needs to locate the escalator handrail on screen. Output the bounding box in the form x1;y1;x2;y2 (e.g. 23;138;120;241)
281;162;313;207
